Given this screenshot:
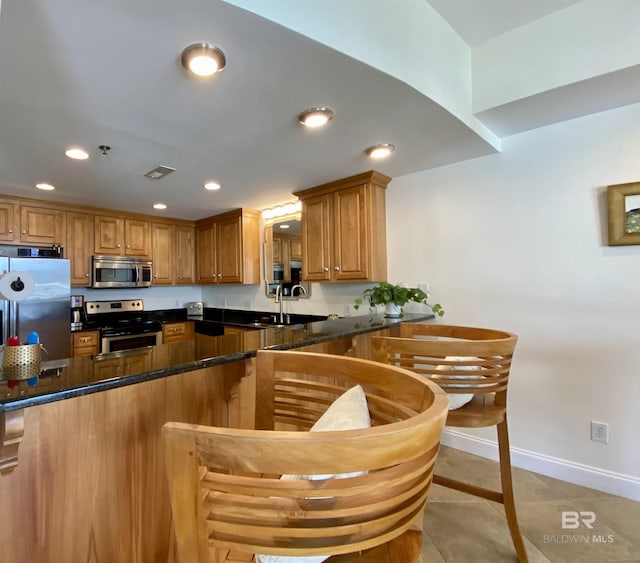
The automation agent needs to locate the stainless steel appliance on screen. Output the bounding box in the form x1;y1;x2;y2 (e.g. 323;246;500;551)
0;257;71;360
70;294;85;330
84;299;162;353
90;255;152;289
185;301;204;318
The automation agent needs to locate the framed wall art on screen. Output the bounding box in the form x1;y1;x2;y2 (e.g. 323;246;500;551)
607;182;640;245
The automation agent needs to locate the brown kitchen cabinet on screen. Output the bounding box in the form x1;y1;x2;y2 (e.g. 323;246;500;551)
0;200;64;246
71;330;100;357
0;201;18;242
66;212;94;286
195;208;260;284
151;223;174;285
272;233;302;282
94;215;150;257
162;321;194;343
93;348;152;378
293;170;390;282
175;225;195;284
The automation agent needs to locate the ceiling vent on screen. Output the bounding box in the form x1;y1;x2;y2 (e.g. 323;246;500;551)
144;165;176;180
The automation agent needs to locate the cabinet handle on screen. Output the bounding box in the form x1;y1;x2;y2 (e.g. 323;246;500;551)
117;244;121;248
8;229;12;234
322;267;329;272
22;230;26;235
334;266;340;271
154;274;157;278
217;273;222;278
126;244;130;249
85;273;89;277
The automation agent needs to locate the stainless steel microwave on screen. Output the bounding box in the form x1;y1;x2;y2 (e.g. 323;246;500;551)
90;255;153;288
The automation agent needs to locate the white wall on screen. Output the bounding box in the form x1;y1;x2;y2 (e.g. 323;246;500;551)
387;102;640;500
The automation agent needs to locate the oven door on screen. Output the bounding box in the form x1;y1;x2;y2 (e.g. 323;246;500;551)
101;331;162;353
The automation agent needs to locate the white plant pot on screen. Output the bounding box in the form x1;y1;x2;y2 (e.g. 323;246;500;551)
384;303;402;317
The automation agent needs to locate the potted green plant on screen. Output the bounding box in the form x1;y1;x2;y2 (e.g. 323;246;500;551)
354;281;445;318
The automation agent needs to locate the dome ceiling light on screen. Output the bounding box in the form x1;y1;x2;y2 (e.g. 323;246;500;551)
365;143;395;159
181;43;226;77
65;147;89;160
204;181;221;191
36;183;55;191
298;107;334;128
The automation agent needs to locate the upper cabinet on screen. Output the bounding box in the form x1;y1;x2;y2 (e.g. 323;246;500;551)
195;208;261;285
293;170;390;283
0;202;17;242
66;212;94;286
20;205;65;245
94;215;150;256
151;223;195;285
0;200;65;246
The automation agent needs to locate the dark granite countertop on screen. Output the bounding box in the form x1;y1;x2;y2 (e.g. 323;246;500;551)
0;313;434;412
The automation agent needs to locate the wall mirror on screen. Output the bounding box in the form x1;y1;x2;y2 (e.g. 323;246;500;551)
263;203;311;299
607;182;640;245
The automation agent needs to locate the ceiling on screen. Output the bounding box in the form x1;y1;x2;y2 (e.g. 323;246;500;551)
0;0;619;221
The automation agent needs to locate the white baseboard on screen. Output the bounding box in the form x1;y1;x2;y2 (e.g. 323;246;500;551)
440;429;640;502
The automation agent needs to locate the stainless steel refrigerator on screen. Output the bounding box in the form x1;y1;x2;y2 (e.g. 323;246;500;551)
0;258;71;360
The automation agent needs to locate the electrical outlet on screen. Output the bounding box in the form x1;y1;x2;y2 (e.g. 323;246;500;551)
590;421;609;444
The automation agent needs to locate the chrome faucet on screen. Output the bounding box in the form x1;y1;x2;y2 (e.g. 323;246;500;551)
274;285;285;324
291;284;307;297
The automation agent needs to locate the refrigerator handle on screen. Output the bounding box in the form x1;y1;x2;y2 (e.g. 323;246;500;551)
9;300;17;339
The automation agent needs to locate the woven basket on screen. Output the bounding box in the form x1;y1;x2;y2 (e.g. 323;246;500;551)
2;344;42;380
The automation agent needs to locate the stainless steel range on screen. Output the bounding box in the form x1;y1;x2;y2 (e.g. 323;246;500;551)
84;299;163;353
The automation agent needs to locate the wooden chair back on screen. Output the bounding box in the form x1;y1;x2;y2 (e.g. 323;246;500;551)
163;349;449;563
371;324;518;424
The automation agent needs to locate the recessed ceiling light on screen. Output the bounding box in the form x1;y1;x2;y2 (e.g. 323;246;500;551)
204;181;221;191
35;183;55;191
365;143;395;159
298;107;334;128
279;224;290;229
181;43;226;77
153;203;167;210
65;147;89;160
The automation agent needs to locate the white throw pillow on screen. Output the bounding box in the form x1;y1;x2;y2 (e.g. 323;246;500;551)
257;385;371;563
433;356;483;410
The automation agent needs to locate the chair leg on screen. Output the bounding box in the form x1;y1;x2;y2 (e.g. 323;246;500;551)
497;416;528;563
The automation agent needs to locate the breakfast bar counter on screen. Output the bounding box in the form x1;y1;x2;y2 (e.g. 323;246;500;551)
0;313;432;563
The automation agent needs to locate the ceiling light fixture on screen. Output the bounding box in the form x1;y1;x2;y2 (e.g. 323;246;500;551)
298;107;334;128
181;43;226;77
365;143;395;159
35;183;55;191
144;165;176;180
65;147;89;160
204;181;221;191
153;203;167;210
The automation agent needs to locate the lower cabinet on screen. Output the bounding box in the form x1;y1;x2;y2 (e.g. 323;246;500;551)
71;330;100;357
162;321;194;343
92;348;152;379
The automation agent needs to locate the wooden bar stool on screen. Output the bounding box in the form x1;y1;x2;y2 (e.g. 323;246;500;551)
371;324;528;563
163;349;449;563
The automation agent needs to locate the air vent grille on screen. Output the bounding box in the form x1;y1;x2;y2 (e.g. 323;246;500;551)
144;165;176;180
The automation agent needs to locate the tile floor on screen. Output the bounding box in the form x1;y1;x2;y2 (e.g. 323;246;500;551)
423;447;640;563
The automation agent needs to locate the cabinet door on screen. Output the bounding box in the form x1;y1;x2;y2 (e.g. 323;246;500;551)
151;223;174;285
67;212;94;286
124;219;150;256
175;226;195;284
216;215;242;283
123;349;152;374
94;216;125;255
333;184;369;280
196;223;216;283
20;205;64;245
0;202;18;242
72;330;100;357
272;235;283;262
290;236;302;260
301;194;331;281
